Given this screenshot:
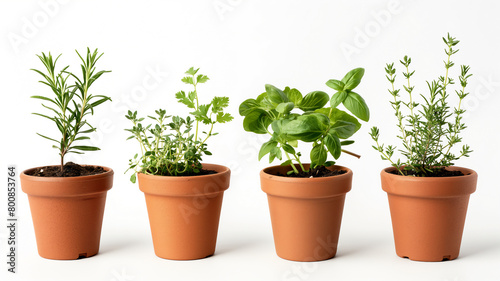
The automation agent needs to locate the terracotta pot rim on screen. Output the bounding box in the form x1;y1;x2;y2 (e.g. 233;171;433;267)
261;164;352;183
260;164;352;199
381;166;477;181
381;166;477;198
138;163;230;181
138;163;231;197
21;165;114;181
21;165;114;197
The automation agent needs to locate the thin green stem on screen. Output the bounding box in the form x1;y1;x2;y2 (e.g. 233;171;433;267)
284;152;299;174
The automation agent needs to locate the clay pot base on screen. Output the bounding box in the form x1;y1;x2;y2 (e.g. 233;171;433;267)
261;164;352;262
398;253;458;262
43;251;98;261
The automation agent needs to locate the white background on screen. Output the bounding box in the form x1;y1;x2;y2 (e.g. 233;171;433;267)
1;0;500;280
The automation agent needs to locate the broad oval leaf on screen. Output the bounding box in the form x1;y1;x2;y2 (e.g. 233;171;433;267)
310;144;327;167
276;102;295;114
286;88;303;105
281;113;329;142
342;92;370;122
324;133;341;159
298;91;329;111
329;120;357;139
239;98;259;116
330;90;348;108
243;109;272;134
256;92;276;110
265;84;288;104
325;79;345;91
315;107;361;133
282;143;295;154
341;68;365;90
269;146;282;163
259;140;278;160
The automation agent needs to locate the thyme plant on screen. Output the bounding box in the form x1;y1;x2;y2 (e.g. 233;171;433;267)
125;67;233;182
31;48;112;171
370;34;473;176
239;68;370;175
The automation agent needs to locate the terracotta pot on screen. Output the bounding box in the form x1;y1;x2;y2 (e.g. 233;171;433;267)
20;166;113;260
138;163;230;260
260;164;352;262
381;166;477;262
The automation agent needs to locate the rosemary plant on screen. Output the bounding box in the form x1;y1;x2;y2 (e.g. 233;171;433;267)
31;48;111;171
370;34;473;177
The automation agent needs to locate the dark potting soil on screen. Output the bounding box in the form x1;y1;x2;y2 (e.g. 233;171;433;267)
153;169;218;177
27;162;107;177
277;166;347;178
389;167;465;177
170;169;218;177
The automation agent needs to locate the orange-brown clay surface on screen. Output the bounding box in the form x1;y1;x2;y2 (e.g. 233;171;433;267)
21;166;114;260
260;164;352;262
381;166;477;262
138;163;230;260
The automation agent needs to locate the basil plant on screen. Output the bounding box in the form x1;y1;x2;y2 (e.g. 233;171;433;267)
239;68;370;175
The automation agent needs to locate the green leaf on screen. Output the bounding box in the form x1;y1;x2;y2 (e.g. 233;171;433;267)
342;92;370;121
329;120;358;139
341;68;365;90
281;113;329;142
325;79;345;91
90;97;111;108
259;140;278;160
324;161;336;167
285;87;303;105
32;112;55;121
324;133;341;159
181;76;194;85
197;74;209;83
191;104;212;124
310;144;327;166
281;160;292;166
316;107;362;134
276;102;295;114
176;91;195;109
31;95;60;106
298;91;329;111
256;92;275;110
185;67;199;76
330;90;348;108
269;146;282;162
36;133;59;143
216;112;233;123
212;96;230;112
340;140;355;146
243;109;272;134
188;91;196;101
265;84;288;104
288;139;298;147
282;143;295;154
71;145;100;151
271;118;292;136
130;173;137;183
239;99;259;116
